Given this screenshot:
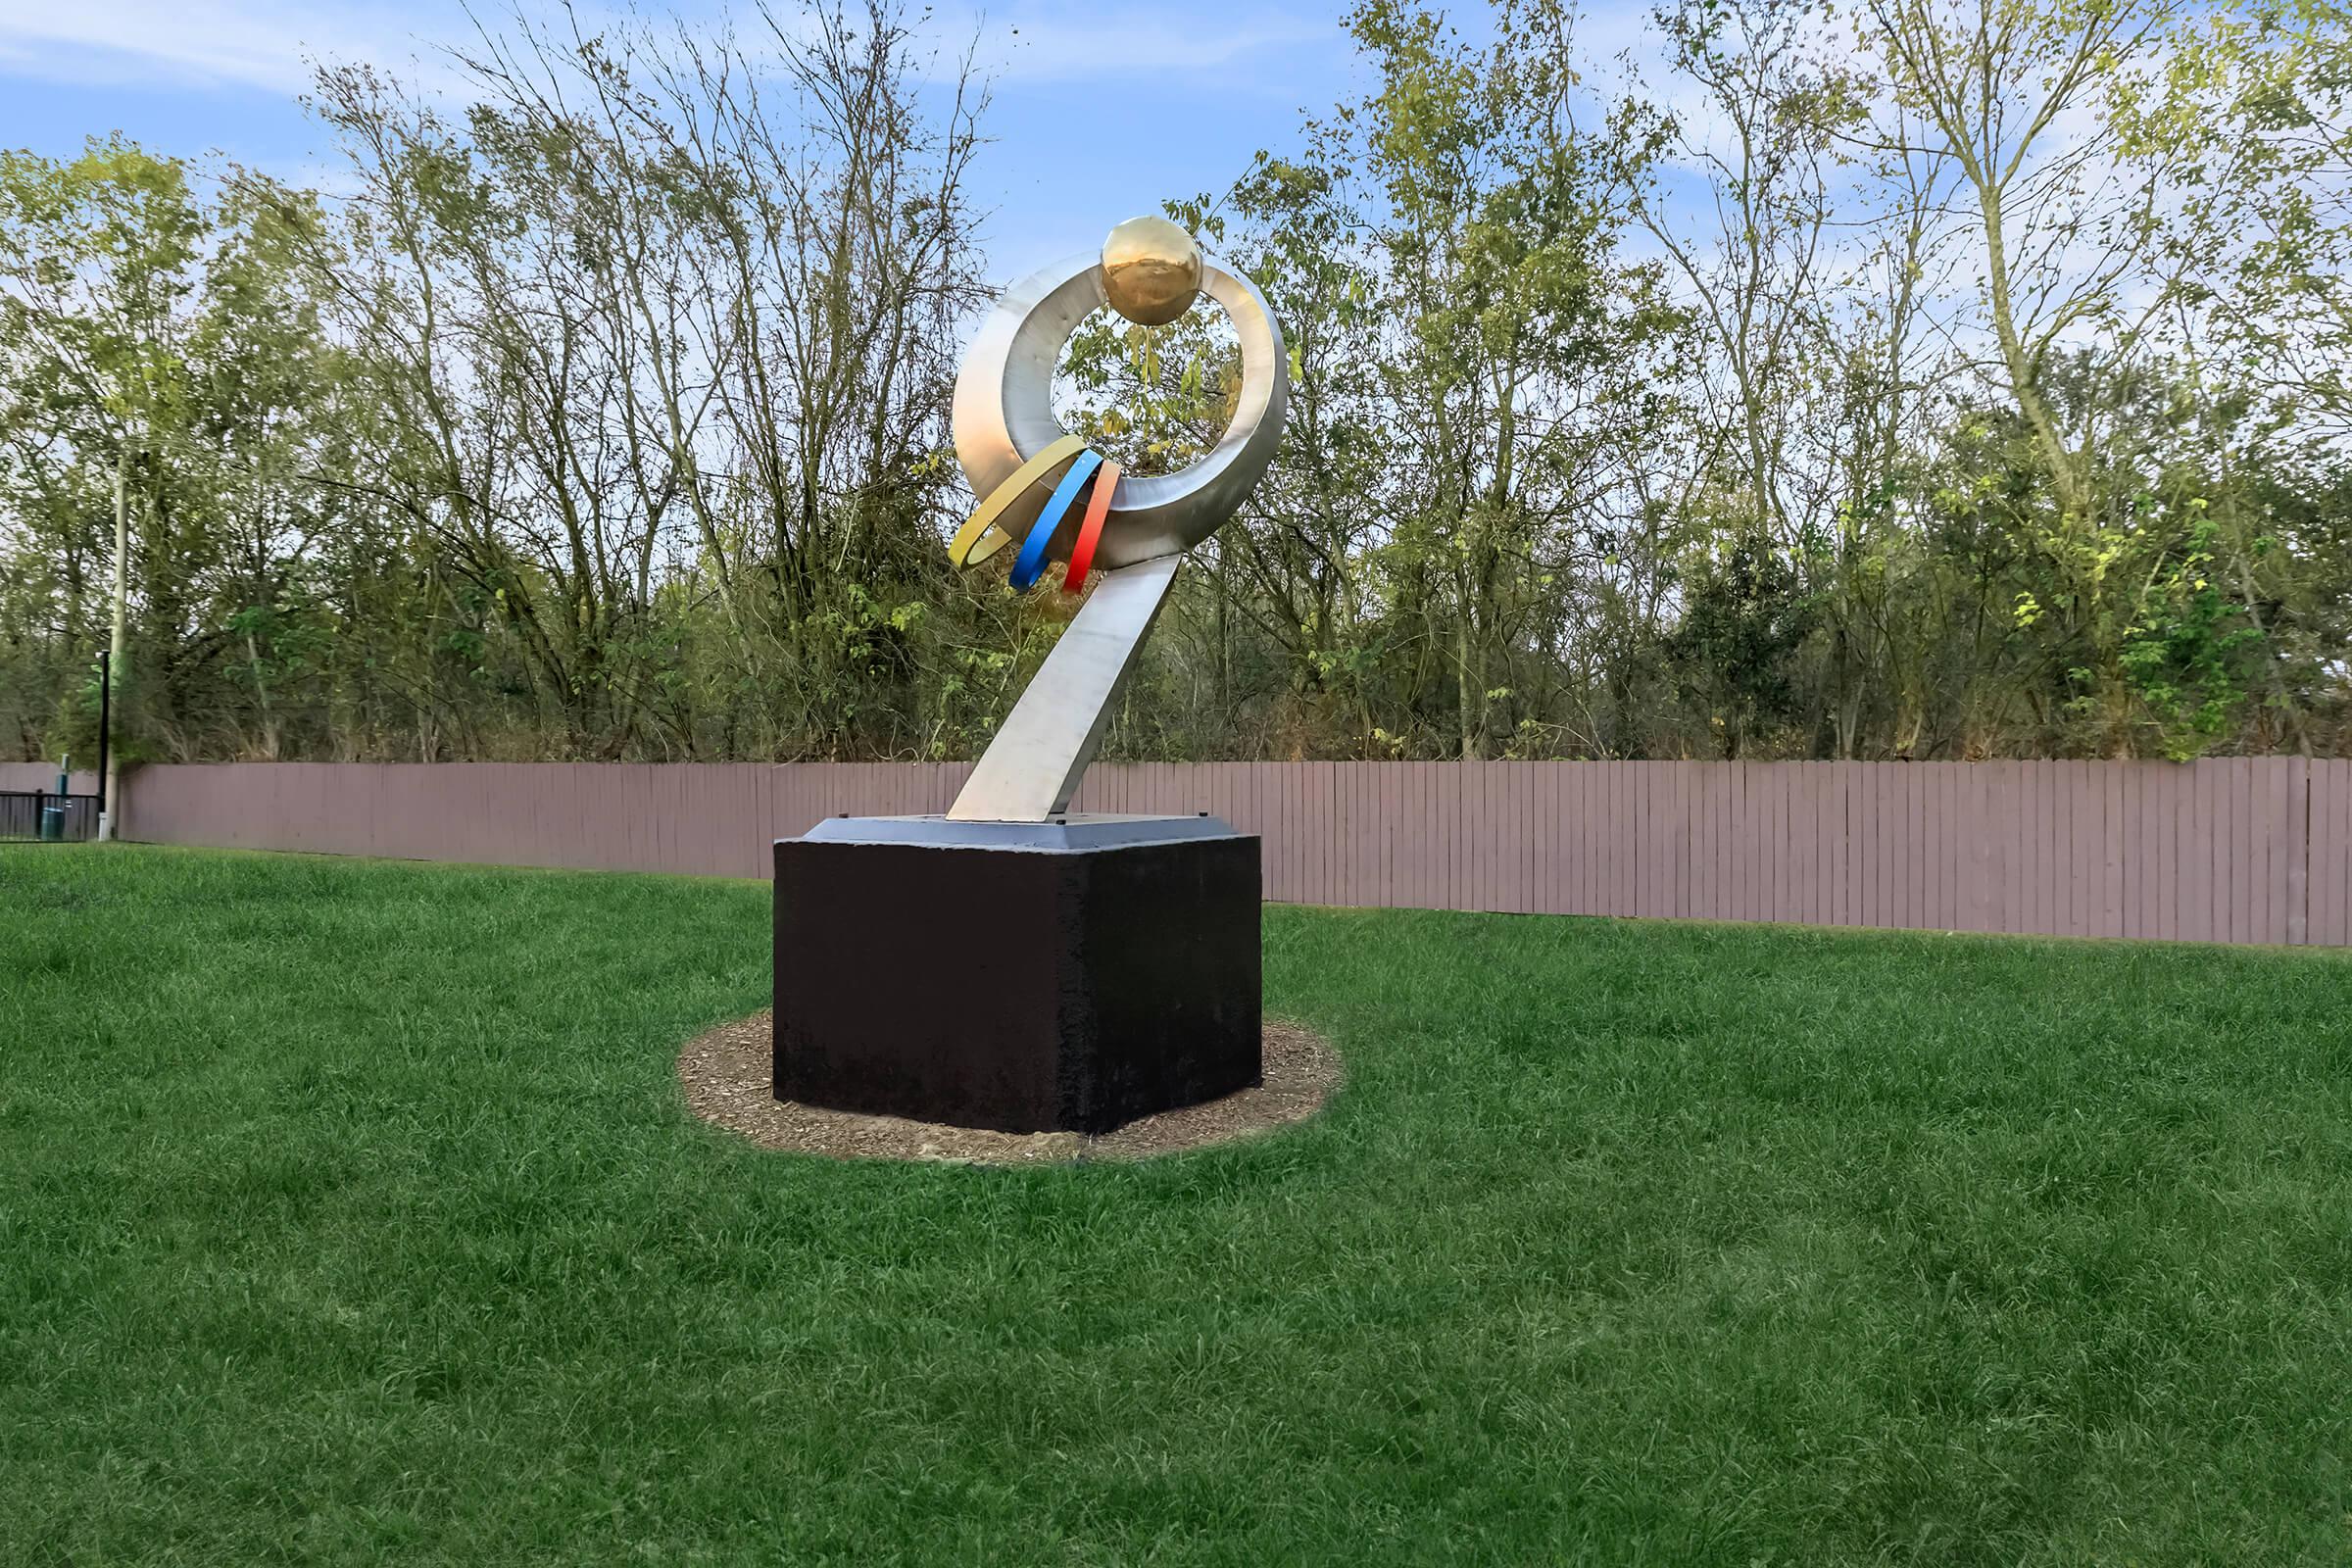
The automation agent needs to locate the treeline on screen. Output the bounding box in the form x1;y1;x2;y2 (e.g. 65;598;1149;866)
3;0;2348;770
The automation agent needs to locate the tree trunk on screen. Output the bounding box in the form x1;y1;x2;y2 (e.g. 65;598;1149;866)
1456;610;1483;760
1978;188;2085;520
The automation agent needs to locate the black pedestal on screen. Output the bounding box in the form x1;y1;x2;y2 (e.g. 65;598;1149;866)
773;814;1262;1134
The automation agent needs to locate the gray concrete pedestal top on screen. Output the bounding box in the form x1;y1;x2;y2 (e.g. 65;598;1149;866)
793;812;1244;854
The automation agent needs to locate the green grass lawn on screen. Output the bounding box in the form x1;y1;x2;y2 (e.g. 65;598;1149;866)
5;846;2352;1565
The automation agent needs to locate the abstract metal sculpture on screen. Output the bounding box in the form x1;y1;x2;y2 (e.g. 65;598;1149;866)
944;216;1288;821
771;216;1278;1135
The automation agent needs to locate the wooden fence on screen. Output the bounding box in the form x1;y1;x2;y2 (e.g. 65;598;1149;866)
80;758;2352;948
0;762;99;795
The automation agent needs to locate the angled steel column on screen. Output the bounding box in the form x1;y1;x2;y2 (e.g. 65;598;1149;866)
948;555;1182;822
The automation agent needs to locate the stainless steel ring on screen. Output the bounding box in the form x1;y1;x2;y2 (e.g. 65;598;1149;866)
950;252;1288;571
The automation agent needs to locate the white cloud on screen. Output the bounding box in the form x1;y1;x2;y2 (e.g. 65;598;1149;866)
915;2;1335;85
0;0;1343;99
0;1;454;93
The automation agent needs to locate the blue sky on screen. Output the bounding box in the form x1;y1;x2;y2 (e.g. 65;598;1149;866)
0;0;1377;280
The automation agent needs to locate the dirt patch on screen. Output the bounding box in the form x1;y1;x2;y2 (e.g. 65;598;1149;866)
678;1013;1341;1163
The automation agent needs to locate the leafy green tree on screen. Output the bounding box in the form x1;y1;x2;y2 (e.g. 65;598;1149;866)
1667;539;1817;758
0;139;202;799
1;0;2346;768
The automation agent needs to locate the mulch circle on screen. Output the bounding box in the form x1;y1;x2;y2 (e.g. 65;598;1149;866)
678;1012;1342;1164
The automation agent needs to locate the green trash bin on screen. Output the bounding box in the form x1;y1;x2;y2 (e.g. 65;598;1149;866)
37;760;70;839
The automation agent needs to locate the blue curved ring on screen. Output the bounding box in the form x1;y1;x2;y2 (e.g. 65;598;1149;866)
1008;448;1104;592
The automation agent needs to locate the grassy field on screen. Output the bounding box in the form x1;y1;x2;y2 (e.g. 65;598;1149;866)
4;846;2351;1565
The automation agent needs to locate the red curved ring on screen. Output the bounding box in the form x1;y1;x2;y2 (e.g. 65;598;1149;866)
1061;460;1121;595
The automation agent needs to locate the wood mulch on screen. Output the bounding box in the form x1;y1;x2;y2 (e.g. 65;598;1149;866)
677;1012;1341;1164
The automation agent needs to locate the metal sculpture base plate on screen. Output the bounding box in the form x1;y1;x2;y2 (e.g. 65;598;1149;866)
773;815;1262;1134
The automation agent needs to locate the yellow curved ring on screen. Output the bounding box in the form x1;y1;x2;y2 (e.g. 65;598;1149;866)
949;432;1092;568
962;524;1015;567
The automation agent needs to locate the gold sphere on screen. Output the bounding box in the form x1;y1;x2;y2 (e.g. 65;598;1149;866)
1101;215;1201;327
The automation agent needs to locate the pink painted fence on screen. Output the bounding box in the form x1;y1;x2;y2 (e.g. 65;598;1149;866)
0;762;99;795
99;759;2352;947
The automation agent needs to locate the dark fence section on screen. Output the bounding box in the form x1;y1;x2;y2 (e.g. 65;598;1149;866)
0;791;101;843
105;759;2352;948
